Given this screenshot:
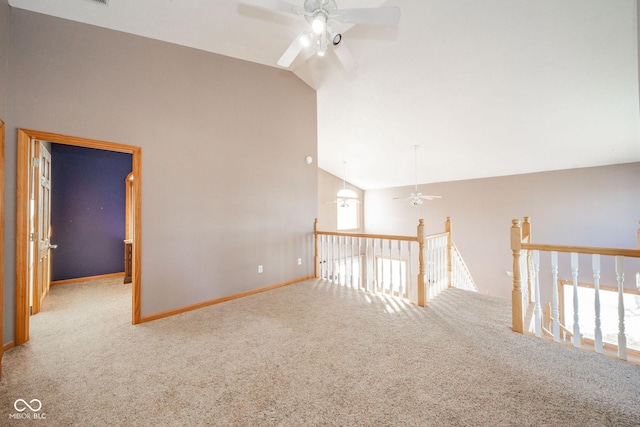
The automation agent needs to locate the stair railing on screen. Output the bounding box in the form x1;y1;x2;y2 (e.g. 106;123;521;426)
314;217;476;307
511;217;640;361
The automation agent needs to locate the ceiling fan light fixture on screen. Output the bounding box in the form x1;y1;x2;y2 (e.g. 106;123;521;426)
316;34;327;56
300;34;311;47
312;15;326;34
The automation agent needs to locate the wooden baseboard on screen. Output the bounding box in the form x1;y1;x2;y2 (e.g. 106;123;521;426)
2;341;14;352
51;272;125;286
139;275;315;324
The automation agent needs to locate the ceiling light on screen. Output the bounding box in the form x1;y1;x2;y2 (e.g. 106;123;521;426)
300;34;311;47
312;15;326;34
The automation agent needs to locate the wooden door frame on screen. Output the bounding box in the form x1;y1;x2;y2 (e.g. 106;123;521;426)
15;129;142;345
0;119;5;374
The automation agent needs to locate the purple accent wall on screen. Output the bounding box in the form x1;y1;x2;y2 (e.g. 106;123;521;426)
50;144;132;281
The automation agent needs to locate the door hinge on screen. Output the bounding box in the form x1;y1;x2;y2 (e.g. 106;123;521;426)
30;232;38;241
32;158;40;168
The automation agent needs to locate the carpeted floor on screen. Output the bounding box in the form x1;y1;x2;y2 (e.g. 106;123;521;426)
1;277;639;426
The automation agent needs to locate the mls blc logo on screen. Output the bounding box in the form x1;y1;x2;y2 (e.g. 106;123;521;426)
9;399;46;420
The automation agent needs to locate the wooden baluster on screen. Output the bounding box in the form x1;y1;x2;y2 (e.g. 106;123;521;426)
340;235;345;285
446;217;452;289
319;235;325;279
353;236;357;288
379;238;385;294
437;237;441;295
434;237;439;295
328;236;336;283
398;240;403;298
364;238;369;291
511;219;524;333
324;235;328;280
389;239;394;296
616;256;627;360
417;219;426;307
358;237;362;289
350;236;355;288
344;236;349;286
438;237;443;295
533;250;542;338
435;238;440;296
343;235;348;286
443;237;447;292
408;242;413;301
373;239;380;292
436;238;439;293
345;236;349;286
426;238;433;301
592;254;603;353
328;236;331;281
571;252;581;348
335;235;340;284
551;251;560;342
378;238;382;292
314;219;320;278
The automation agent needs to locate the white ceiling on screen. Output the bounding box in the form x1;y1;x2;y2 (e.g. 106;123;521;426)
8;0;640;189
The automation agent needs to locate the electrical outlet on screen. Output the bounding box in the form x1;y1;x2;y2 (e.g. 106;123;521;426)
258;265;263;273
297;258;302;265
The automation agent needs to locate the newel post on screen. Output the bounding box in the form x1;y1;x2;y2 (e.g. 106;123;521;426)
417;219;426;307
445;217;453;289
314;218;320;279
511;219;524;333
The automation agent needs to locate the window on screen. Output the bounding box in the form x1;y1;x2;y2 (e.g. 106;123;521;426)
336;188;359;230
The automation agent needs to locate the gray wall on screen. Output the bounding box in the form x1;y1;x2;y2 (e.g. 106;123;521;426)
4;9;317;343
317;168;364;232
364;163;640;298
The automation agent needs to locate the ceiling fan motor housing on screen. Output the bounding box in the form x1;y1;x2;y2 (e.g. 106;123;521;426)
304;0;338;15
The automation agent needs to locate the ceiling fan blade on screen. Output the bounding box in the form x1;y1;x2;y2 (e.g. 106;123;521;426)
332;39;358;72
239;0;303;15
418;195;442;200
336;7;401;25
277;33;307;68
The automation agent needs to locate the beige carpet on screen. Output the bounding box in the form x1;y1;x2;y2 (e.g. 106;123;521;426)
1;277;639;426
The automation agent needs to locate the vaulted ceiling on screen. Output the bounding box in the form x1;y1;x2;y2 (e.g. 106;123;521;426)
8;0;640;189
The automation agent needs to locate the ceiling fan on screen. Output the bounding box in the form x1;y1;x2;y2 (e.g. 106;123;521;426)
240;0;401;70
328;161;360;207
394;145;441;206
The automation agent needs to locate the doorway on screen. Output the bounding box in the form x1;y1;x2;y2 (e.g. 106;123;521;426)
15;129;142;345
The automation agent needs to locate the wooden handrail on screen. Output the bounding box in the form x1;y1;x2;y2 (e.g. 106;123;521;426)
316;230;417;242
522;242;640;258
